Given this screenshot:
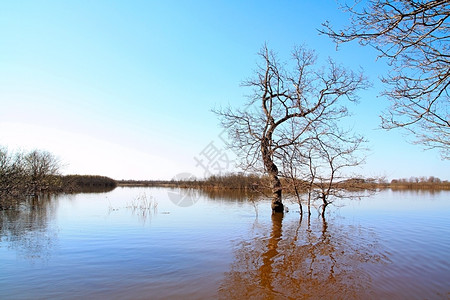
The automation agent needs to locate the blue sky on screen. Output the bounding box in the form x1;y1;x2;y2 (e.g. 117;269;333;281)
1;0;448;180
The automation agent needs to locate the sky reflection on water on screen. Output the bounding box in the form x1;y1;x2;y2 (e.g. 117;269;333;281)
1;188;449;299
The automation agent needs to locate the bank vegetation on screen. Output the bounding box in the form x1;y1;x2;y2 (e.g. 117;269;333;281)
0;147;116;210
117;173;450;191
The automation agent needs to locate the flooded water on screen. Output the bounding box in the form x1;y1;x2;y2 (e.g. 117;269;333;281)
1;188;449;299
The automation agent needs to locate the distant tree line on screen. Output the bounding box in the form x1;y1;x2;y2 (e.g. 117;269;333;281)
117;173;266;190
116;172;450;191
390;176;450;190
118;173;449;191
59;175;117;192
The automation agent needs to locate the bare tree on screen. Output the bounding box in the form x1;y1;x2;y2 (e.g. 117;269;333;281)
0;147;25;199
215;45;368;213
23;150;60;196
305;127;367;217
1;148;63;209
280;114;368;216
321;0;450;159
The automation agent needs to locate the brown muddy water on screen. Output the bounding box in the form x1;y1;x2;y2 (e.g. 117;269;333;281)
1;188;449;299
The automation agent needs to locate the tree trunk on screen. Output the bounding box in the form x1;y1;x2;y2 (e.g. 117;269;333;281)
262;138;284;213
320;193;328;218
269;173;283;213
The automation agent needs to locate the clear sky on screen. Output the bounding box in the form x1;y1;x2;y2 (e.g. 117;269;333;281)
1;0;448;181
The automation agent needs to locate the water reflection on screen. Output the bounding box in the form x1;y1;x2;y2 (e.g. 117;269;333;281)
388;188;447;195
0;195;58;260
1;188;448;299
219;213;388;299
199;188;260;202
73;186;116;194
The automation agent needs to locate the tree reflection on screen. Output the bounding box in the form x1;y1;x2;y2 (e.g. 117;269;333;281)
219;214;388;299
0;195;58;260
259;213;283;296
199;188;260;202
